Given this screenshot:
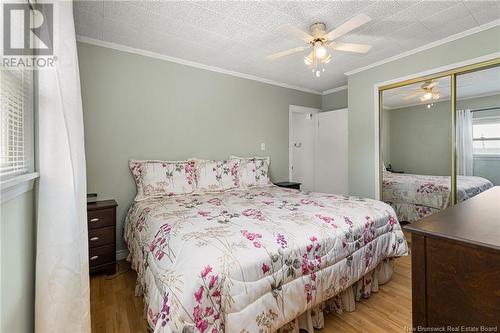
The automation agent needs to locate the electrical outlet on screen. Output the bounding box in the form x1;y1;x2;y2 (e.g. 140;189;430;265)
261;143;266;151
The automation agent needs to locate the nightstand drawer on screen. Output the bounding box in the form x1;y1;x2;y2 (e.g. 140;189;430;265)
89;244;115;267
88;208;115;229
88;227;115;248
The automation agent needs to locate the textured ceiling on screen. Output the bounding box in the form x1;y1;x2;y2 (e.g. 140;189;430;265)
74;0;500;93
383;65;500;108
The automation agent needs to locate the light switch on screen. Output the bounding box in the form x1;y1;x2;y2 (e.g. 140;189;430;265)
261;143;266;151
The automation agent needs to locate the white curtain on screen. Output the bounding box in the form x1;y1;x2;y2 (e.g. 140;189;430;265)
456;109;474;176
35;1;90;332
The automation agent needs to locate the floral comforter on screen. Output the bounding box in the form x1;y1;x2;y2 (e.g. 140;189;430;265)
125;185;408;333
383;172;493;209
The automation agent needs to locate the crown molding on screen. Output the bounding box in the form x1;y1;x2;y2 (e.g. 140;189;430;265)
322;85;348;95
345;19;500;76
76;36;322;95
385;91;500;110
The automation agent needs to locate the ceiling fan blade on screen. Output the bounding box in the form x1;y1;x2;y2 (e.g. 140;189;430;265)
280;24;313;42
328;42;371;53
403;92;420;100
325;13;372;41
426;81;439;88
267;46;309;60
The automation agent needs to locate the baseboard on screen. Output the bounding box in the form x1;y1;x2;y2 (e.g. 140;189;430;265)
116;249;129;261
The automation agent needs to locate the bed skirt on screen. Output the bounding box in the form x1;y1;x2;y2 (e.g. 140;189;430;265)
276;258;395;333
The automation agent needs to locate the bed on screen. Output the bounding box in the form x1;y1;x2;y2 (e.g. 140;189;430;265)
383;171;493;222
125;184;408;333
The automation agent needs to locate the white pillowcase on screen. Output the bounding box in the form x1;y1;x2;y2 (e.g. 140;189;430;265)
196;159;239;192
230;155;271;188
129;159;196;201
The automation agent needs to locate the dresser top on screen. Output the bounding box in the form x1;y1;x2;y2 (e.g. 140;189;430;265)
404;186;500;252
87;199;118;211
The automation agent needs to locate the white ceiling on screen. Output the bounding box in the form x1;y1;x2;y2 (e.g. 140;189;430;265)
383;65;500;108
74;0;500;93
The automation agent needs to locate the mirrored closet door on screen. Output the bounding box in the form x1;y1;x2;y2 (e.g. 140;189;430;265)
455;65;499;201
379;59;500;224
381;77;452;223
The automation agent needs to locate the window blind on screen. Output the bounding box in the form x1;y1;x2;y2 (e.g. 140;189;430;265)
0;68;32;178
473;118;500;155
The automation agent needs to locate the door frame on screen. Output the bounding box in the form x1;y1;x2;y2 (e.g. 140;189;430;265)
289;105;320;184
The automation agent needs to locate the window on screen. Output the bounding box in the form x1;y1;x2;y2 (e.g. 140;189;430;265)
472;116;500;156
0;67;34;180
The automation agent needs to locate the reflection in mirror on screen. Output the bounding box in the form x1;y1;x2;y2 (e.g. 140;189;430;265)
381;76;452;223
455;66;498;201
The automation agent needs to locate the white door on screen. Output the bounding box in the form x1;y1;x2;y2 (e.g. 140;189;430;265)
290;107;318;191
315;109;348;194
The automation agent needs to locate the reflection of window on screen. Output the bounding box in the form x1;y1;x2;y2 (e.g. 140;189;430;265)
473;116;500;156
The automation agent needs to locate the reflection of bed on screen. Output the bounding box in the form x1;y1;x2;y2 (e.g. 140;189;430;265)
125;185;408;332
383;171;493;222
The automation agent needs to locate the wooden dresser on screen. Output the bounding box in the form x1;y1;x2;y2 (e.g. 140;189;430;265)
404;186;500;329
87;199;117;275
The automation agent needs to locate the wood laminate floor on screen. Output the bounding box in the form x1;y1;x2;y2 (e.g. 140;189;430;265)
91;233;412;333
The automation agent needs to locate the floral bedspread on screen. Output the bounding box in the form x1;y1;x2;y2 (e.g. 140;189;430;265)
125;185;408;333
383;172;493;210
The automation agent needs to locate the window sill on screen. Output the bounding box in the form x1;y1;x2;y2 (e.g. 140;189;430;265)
473;154;500;161
0;172;39;204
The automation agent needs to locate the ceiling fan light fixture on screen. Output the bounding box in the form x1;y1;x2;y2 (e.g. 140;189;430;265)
423;92;433;100
267;14;373;79
315;44;327;59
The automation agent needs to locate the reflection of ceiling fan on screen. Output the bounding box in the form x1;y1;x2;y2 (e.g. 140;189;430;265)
404;80;441;102
267;14;372;77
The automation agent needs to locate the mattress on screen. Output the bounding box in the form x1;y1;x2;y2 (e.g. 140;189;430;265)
124;185;408;332
383;172;493;222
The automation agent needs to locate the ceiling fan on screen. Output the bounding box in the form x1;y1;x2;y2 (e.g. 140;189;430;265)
267;14;373;77
403;80;441;103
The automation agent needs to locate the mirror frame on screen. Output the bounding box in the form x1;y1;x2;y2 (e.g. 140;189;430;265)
378;57;500;206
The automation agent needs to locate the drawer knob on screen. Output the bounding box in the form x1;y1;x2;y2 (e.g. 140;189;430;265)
90;218;100;222
90;255;99;261
90;237;99;241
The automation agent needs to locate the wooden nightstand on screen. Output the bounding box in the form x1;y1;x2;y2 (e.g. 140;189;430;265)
87;199;117;275
273;181;301;190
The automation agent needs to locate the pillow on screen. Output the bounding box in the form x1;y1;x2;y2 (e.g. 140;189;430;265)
230;155;271;187
196;159;239;192
129;159;196;201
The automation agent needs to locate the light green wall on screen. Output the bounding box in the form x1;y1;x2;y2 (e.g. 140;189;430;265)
348;25;500;198
382;108;391;165
459;93;500;110
1;190;35;333
474;157;500;185
386;101;453;176
321;88;348;111
78;42;321;252
383;94;500;181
